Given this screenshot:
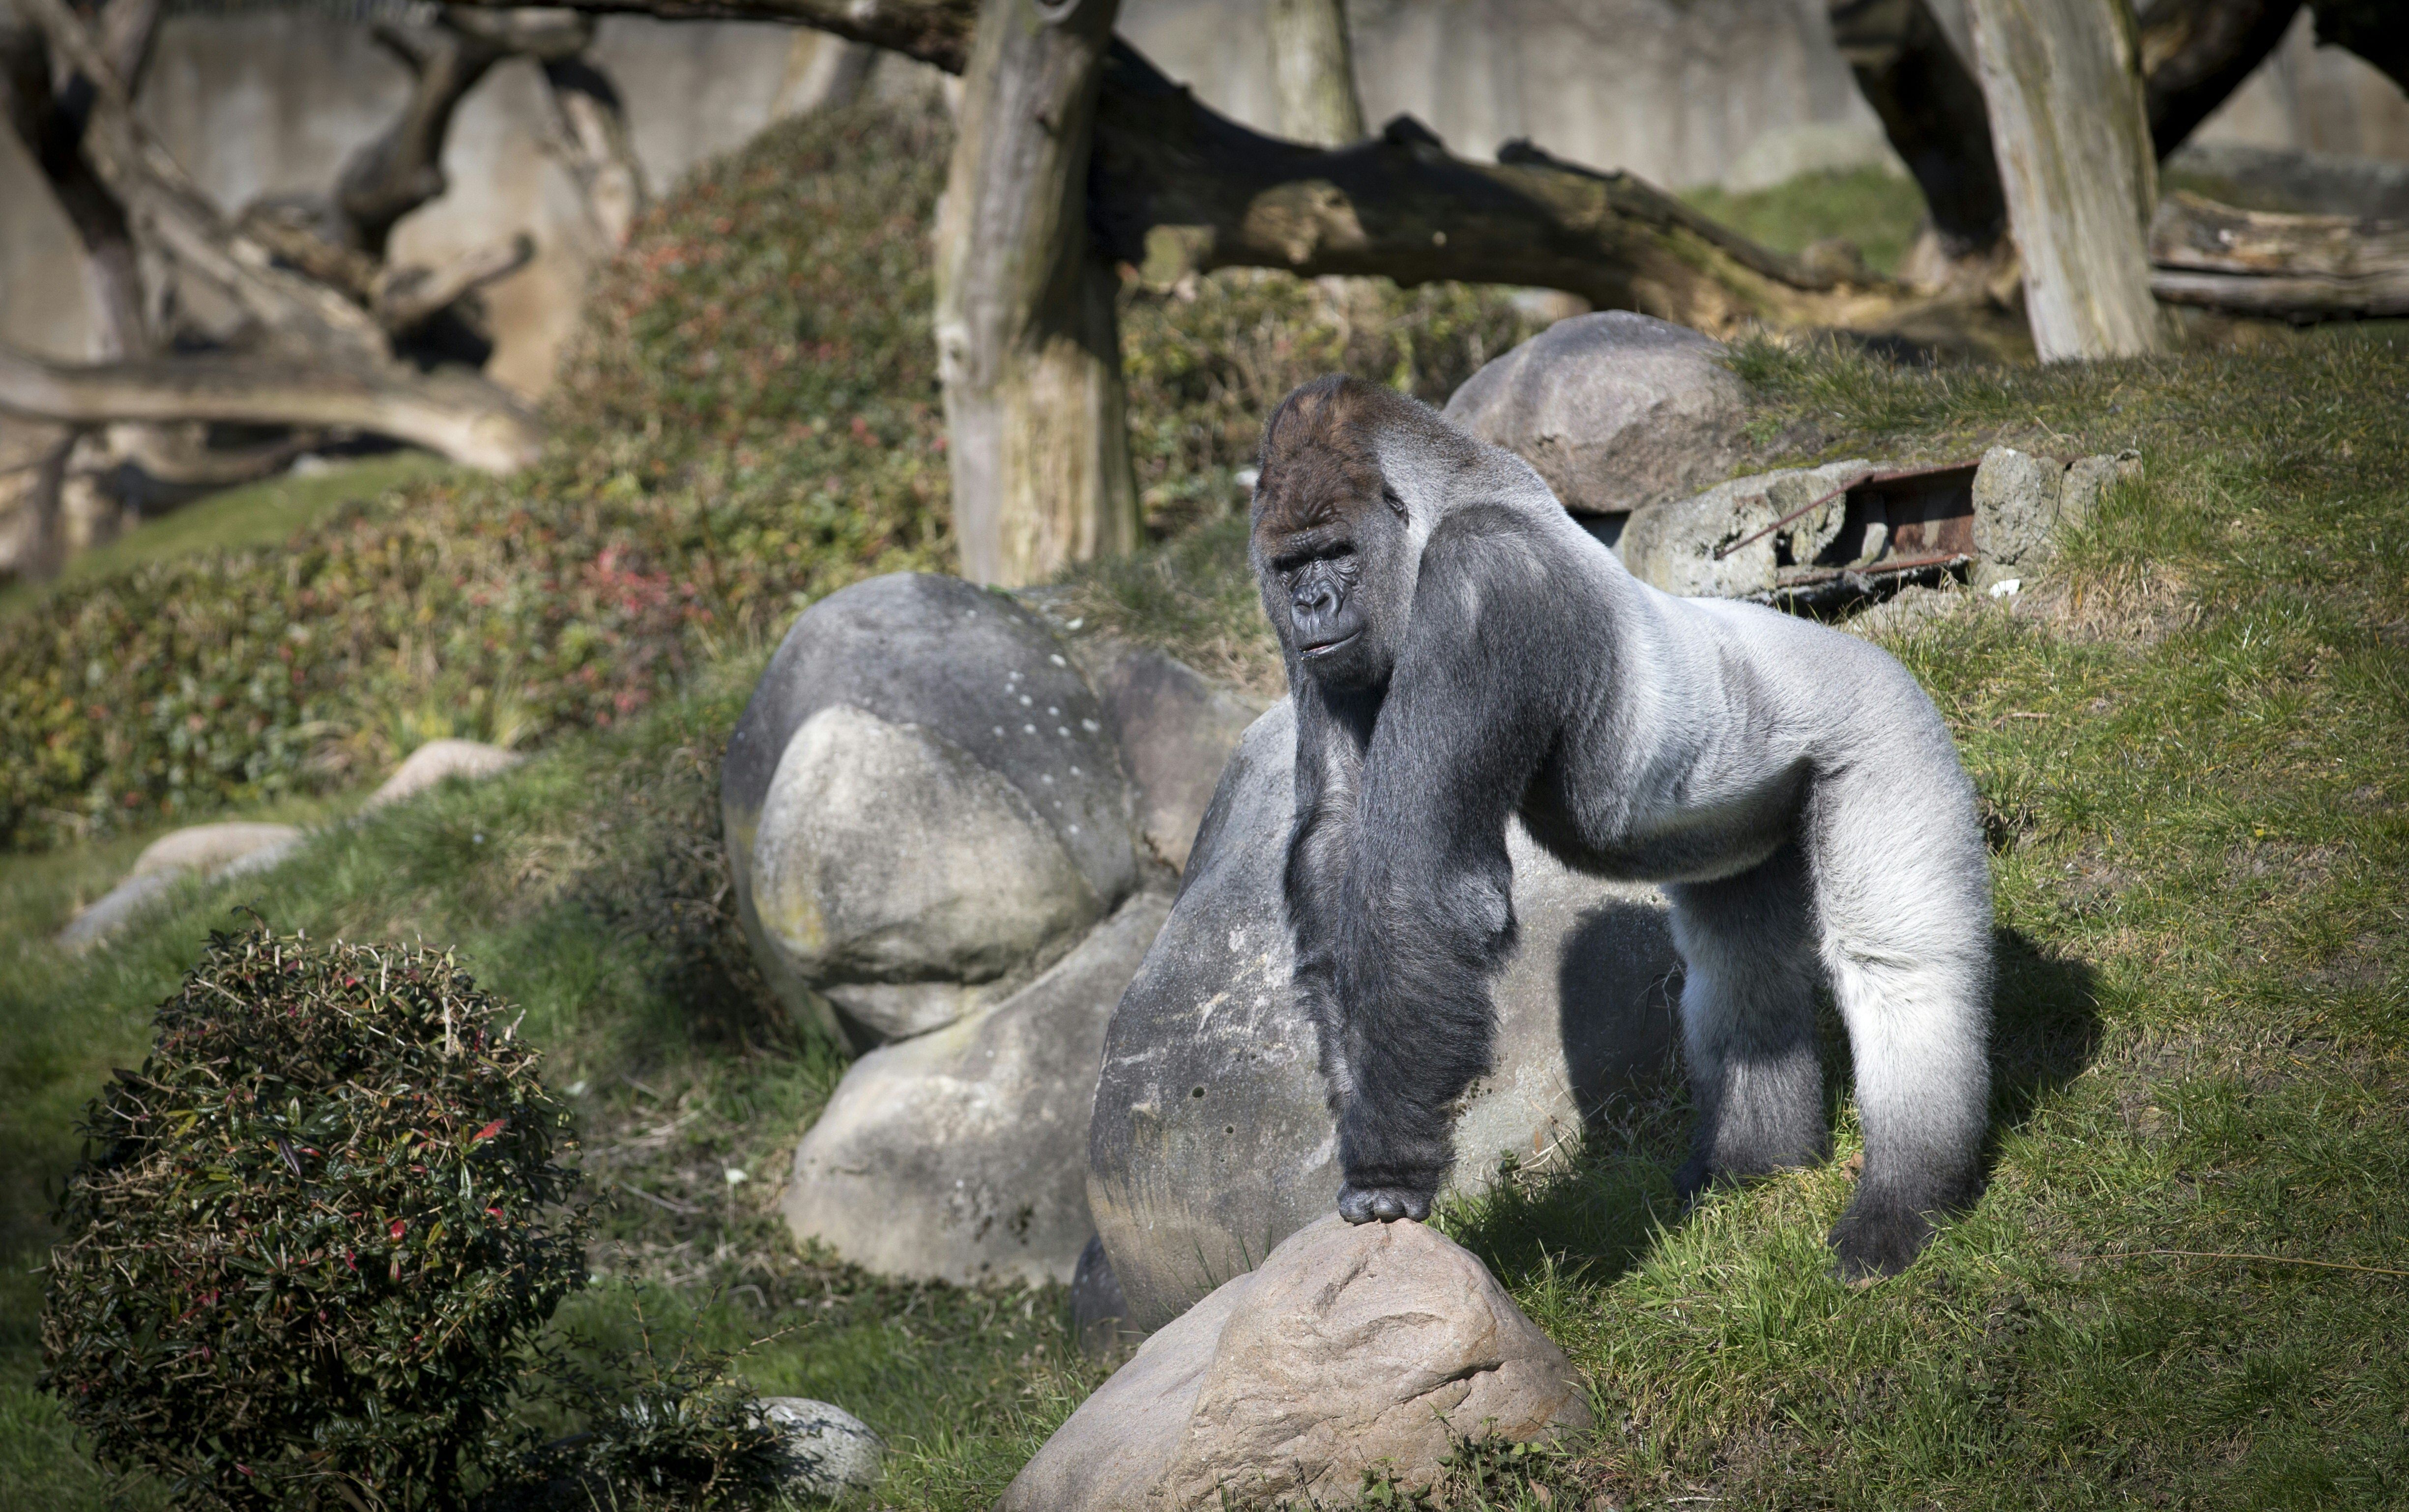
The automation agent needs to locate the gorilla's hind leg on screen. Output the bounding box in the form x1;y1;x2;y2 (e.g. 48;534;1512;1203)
1812;770;1994;1281
1667;846;1827;1197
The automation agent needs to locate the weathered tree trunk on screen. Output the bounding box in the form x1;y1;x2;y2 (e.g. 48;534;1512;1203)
1827;0;2008;265
1266;0;1364;146
1967;0;2166;358
933;0;1135;588
1089;49;1979;342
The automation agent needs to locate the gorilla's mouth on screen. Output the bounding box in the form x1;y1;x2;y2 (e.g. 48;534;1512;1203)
1301;632;1360;658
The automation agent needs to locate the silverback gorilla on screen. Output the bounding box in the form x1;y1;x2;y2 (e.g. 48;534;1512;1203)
1252;375;1993;1280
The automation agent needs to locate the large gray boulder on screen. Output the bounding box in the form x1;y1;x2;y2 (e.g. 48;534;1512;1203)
1000;1214;1591;1511
1617;458;1872;599
1088;702;1680;1334
783;892;1171;1286
1442;311;1751;522
724;574;1140;1044
1085;646;1263;873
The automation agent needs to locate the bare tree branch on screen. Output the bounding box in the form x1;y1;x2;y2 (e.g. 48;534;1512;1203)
373;234;537;331
443;0;973;68
0;5;148;355
15;0;389;361
332;17;513;256
0;346;546;473
539;52;648;248
1086;46;1982;343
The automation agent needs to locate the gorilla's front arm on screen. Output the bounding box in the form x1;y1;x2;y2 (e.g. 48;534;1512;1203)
1286;507;1581;1222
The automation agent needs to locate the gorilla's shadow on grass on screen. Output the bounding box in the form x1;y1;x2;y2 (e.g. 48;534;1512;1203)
1445;921;2099;1287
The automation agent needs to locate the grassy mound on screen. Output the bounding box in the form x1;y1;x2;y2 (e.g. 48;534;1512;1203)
0;100;1533;856
4;327;2406;1508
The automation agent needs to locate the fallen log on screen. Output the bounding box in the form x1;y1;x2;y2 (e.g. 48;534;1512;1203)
0;348;546;473
2149;190;2409;317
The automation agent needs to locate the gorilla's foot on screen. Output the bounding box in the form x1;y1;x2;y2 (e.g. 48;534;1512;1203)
1828;1193;1937;1282
1337;1182;1433;1224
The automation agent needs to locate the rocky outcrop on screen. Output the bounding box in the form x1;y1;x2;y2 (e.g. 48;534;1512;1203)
1973;445;2141;573
782;893;1170;1286
57;820;304;949
999;1214;1591;1511
1442;312;1751;530
1085;646;1263;873
1088;701;1681;1334
1617;458;1873;599
733;574;1269;1285
363;738;524;809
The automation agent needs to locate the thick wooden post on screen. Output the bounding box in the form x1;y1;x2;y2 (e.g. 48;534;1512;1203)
1266;0;1365;145
934;0;1136;588
1967;0;2166;359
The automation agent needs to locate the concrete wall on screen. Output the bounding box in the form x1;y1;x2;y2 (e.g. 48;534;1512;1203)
5;0;2408;397
1123;0;1902;192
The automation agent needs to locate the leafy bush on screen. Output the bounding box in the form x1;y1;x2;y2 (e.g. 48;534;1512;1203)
0;97;1537;852
0;100;956;853
40;925;586;1509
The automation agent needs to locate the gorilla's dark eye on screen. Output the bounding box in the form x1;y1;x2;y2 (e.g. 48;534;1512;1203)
1380;484;1408;520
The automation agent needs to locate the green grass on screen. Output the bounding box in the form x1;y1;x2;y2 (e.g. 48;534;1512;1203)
1681;166;1930;278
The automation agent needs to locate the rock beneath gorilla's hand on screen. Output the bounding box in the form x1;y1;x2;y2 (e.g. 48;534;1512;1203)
999;1214;1591;1511
1442;311;1750;528
783;892;1171;1285
723;573;1138;1044
1088;702;1680;1334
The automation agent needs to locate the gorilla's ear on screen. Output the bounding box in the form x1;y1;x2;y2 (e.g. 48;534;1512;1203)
1380;482;1409;522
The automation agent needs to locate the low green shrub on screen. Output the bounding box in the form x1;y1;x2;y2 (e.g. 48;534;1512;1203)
40;924;586;1508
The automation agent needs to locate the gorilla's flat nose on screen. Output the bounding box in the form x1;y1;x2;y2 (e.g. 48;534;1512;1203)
1294;581;1338;617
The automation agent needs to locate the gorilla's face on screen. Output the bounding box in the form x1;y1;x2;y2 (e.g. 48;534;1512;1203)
1257;500;1412;690
1251;377;1424;692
